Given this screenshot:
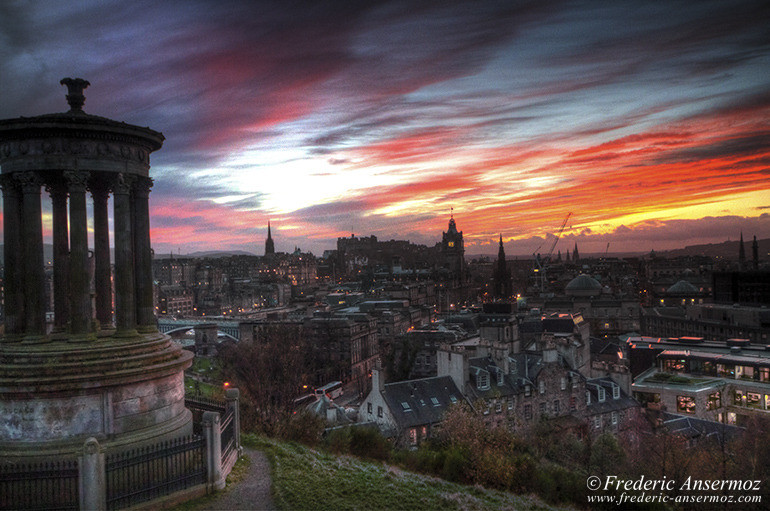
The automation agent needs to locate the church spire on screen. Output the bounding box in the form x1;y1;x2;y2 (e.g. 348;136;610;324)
265;220;275;256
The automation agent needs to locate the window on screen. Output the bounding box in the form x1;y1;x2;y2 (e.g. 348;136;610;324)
747;392;762;409
495;402;502;414
611;411;618;425
677;395;696;414
477;370;490;390
524;404;532;420
612;385;620;400
497;370;504;386
449;395;458;404
586;391;591;405
570;395;577;412
707;392;721;411
760;368;770;382
539;380;545;394
431;397;440;407
598;387;606;402
507;399;514;410
594;415;601;429
525;385;531;397
377;406;383;418
553;400;560;414
560;377;567;391
367;402;372;414
409;428;417;445
734;390;746;406
401;402;412;412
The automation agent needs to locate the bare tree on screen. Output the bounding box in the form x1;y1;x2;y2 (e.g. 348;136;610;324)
217;323;311;434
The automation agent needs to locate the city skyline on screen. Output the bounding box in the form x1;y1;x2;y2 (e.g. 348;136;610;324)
1;0;768;256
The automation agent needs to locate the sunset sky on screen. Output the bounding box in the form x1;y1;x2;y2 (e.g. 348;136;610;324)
1;0;768;256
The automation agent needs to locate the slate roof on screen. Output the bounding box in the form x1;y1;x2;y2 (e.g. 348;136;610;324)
653;411;743;442
382;376;463;429
585;377;640;415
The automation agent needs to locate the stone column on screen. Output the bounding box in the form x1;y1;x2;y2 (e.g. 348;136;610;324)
78;437;106;511
225;388;242;457
46;181;70;333
0;175;23;338
202;411;225;490
91;178;113;331
65;170;93;339
15;172;46;339
113;173;137;336
133;177;156;332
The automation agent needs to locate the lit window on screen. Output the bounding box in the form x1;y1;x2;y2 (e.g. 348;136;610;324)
677;395;696;414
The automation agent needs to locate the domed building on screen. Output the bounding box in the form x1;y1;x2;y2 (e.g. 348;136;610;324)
662;279;707;306
565;274;603;297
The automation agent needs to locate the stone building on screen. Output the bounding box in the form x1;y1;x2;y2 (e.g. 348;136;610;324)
359;368;465;446
0;79;192;461
305;312;379;394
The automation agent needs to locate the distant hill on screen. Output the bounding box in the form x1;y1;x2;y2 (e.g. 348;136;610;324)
469;237;769;262
179;250;256;258
659;237;770;260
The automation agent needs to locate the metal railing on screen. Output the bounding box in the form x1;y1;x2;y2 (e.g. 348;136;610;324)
0;459;79;511
105;435;206;510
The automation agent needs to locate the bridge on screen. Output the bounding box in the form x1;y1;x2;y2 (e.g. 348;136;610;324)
157;318;241;341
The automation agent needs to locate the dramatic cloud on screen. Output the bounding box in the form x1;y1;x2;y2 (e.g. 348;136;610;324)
0;0;768;255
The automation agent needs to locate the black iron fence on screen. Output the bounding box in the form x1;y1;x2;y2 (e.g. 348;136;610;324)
3;392;238;511
105;435;206;511
221;406;236;467
186;396;236;468
0;459;79;511
186;395;227;436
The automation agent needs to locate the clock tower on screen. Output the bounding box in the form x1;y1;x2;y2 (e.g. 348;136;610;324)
441;212;465;282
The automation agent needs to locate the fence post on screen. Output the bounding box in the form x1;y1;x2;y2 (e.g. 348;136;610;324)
225;387;242;457
78;437;106;511
202;411;225;490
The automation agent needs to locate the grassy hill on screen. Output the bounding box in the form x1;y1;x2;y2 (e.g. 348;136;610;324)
248;435;572;511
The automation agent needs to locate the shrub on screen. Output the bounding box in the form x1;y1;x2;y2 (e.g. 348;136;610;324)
349;426;390;461
441;446;470;483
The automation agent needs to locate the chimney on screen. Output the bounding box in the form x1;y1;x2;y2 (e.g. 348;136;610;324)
372;368;385;394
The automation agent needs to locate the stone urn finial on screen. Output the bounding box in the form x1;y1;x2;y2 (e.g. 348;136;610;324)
60;77;91;112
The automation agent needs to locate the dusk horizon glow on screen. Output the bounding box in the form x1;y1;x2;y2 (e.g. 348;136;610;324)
1;0;768;257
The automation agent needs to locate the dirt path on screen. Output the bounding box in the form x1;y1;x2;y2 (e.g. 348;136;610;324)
196;447;276;511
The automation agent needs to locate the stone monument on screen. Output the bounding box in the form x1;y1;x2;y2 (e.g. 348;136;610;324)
0;79;193;460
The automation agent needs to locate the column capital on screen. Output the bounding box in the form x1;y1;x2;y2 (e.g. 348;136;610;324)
13;172;43;192
45;179;69;198
0;173;20;193
133;176;154;198
88;177;111;198
63;170;89;192
113;173;136;195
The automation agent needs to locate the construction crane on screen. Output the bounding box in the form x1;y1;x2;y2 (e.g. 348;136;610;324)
533;212;572;291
